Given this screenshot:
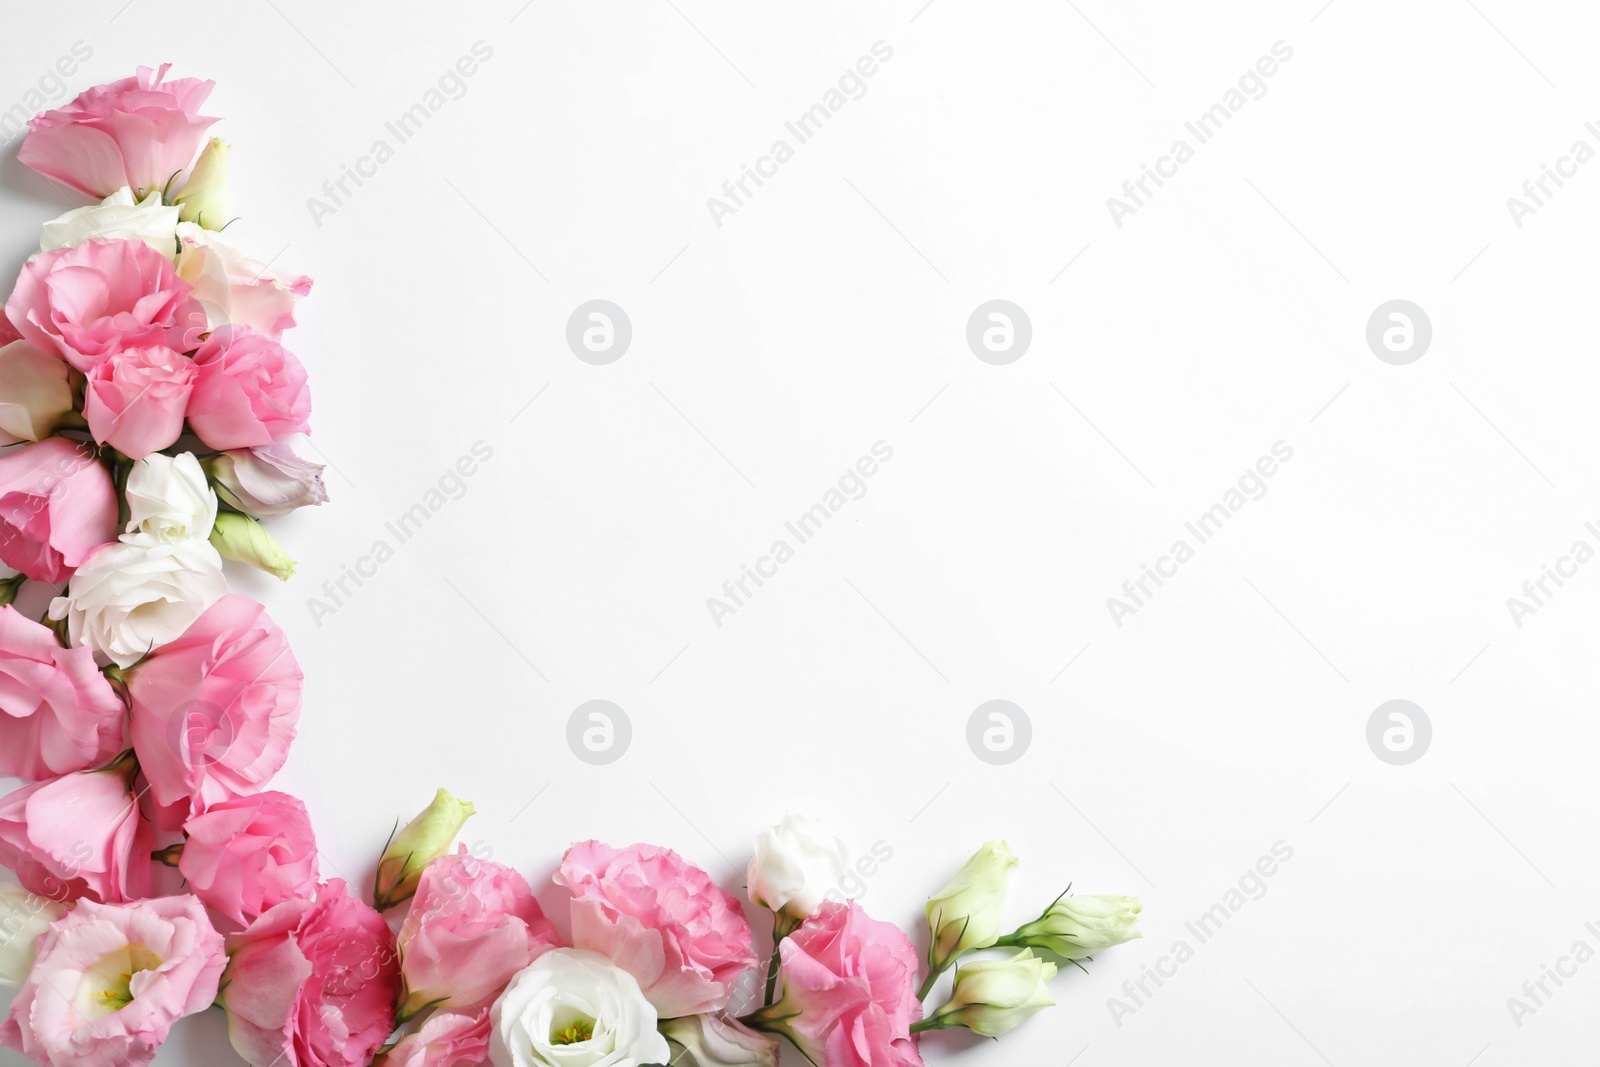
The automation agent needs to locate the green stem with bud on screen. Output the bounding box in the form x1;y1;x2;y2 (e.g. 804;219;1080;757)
0;573;25;608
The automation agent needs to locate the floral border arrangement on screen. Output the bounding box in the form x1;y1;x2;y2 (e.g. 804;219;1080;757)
0;67;1143;1067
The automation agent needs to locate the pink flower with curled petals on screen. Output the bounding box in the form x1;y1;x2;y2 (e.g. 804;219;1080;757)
5;238;203;374
177;790;320;927
0;436;118;582
556;840;758;1018
0;604;124;780
0;760;153;905
84;344;196;459
18;65;218;199
373;1008;488;1067
0;894;225;1067
220;880;399;1067
187;325;311;450
397;845;560;1018
127;594;302;830
764;900;923;1067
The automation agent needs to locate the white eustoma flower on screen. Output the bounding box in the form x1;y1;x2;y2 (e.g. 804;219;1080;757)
124;452;217;544
0;884;66;987
40;186;180;257
49;535;226;667
746;814;852;923
489;949;668;1067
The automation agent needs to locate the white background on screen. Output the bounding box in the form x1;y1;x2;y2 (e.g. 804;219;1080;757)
3;1;1600;1064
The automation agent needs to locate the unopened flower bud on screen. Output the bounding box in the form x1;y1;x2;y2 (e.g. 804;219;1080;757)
209;512;295;581
204;442;328;520
932;949;1056;1037
373;788;475;910
926;840;1017;970
1004;893;1143;960
175;138;230;229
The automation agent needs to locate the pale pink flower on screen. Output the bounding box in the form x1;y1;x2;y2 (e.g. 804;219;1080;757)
397;845;560;1017
176;223;312;339
5;238;203;374
128;594;302;830
188;325;311;449
177;790;320;927
0;762;153;904
0;894;225;1067
18;65;218;198
83;344;196;458
557;840;757;1018
374;1008;488;1067
0;604;124;780
769;900;923;1067
0;436;118;582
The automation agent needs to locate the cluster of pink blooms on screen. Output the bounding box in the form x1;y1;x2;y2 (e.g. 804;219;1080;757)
0;67;1144;1067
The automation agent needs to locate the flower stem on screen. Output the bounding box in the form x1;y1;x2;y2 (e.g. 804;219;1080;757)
763;913;796;1005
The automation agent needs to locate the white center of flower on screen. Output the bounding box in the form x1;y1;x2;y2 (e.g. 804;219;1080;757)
76;943;162;1020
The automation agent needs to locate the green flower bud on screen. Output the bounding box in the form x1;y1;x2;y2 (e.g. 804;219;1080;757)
926;840;1018;971
209;512;296;581
935;949;1056;1037
175;138;230;229
373;788;475;910
1005;893;1143;960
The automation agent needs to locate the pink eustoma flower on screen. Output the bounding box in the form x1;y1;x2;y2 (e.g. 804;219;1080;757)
5;238;203;374
0;761;153;904
556;839;758;1018
0;604;124;780
18;65;218;198
373;1008;489;1067
0;894;225;1067
769;900;924;1067
84;344;196;459
0;436;118;582
187;325;311;450
220;879;399;1067
397;845;561;1017
128;594;302;830
177;789;320;927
